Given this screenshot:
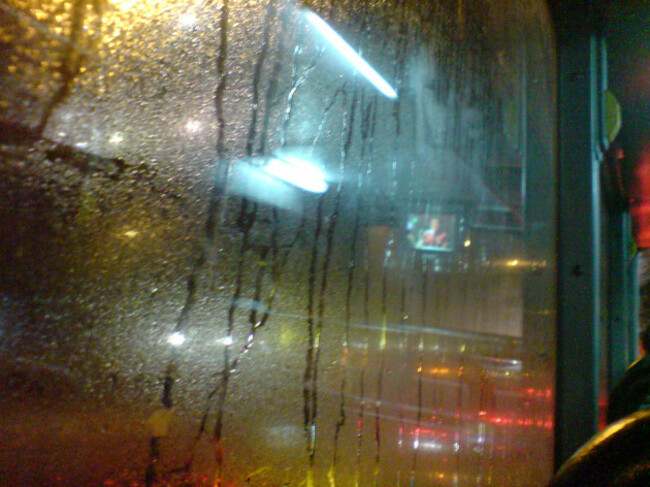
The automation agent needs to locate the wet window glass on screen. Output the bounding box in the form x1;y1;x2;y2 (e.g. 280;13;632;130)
0;0;556;485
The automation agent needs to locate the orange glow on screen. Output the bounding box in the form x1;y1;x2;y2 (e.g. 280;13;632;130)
428;367;452;376
522;387;553;399
631;147;650;248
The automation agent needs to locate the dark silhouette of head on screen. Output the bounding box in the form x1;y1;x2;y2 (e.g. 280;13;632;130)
549;410;650;487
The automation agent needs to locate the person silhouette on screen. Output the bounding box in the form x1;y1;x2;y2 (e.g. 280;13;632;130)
607;326;650;424
420;218;448;248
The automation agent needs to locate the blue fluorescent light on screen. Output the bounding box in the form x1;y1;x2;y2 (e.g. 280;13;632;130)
263;156;329;193
303;10;398;100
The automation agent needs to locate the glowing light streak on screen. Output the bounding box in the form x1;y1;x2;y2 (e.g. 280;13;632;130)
302;10;398;100
429;367;452;376
263;156;328;193
420;441;443;451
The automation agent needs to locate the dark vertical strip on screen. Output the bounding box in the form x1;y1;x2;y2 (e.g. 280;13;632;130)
208;4;230;486
206;0;231;238
146;1;230;483
607;208;631;388
396;418;404;487
37;0;87;136
314;90;357;431
393;0;409;121
454;353;465;481
553;1;602;468
330;183;360;480
259;4;289;156
246;0;276;158
373;235;393;486
211;200;256;484
303;197;324;471
371;15;405;475
211;7;280;435
301;88;347;478
410;261;428;485
145;437;161;487
331;89;374;482
355;341;368;487
477;370;489;483
410;338;424;487
395;257;409;486
257;210;304;330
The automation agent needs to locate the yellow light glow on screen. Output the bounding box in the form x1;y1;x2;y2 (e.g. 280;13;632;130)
110;0;139;11
109;132;124;144
429;367;451;376
124;230;139;238
507;259;519;266
464;239;471;247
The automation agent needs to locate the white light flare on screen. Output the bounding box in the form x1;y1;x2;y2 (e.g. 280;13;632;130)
167;331;186;346
185;120;202;133
263;156;328;193
420;440;444;451
109;132;124;144
178;12;198;28
302;10;398;100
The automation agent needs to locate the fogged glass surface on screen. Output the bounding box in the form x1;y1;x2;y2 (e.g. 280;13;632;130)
0;0;556;485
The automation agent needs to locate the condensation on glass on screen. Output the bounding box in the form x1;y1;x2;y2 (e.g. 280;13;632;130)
0;0;556;485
